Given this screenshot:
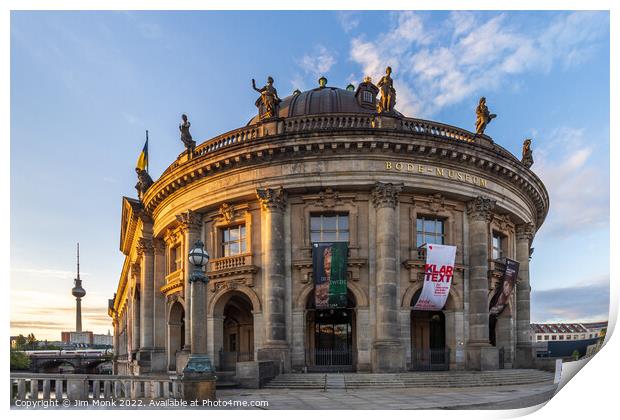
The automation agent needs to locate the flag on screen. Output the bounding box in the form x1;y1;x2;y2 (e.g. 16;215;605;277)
136;131;148;171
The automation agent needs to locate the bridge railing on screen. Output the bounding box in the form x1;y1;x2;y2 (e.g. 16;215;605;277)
10;373;183;403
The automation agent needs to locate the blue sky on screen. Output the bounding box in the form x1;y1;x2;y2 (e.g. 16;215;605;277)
10;11;609;339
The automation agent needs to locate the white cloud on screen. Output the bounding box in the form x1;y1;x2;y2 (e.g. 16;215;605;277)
348;11;608;117
292;45;337;89
534;127;609;236
337;11;360;33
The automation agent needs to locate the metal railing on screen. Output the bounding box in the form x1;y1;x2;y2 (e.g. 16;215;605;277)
306;348;353;368
10;373;183;403
411;348;451;371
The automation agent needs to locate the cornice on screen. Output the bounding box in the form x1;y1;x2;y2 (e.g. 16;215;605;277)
141;117;549;229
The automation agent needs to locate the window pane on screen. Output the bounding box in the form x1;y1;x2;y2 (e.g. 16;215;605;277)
323;232;337;241
311;232;321;243
322;216;337;230
311;216;321;230
436;221;444;235
223;229;229;242
338;215;349;229
230;227;240;241
424;219;435;233
416;218;423;231
416;233;424;247
240;225;246;238
339;232;349;242
229;242;239;255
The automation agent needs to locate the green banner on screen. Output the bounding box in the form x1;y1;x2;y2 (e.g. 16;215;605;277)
312;242;348;309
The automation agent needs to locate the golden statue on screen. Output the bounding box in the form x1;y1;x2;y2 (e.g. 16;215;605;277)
522;138;534;168
475;97;497;135
252;76;281;119
377;66;396;114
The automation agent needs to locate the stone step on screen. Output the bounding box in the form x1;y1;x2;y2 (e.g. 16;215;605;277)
264;369;554;389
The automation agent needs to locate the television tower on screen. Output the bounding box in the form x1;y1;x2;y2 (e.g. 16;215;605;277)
71;243;86;332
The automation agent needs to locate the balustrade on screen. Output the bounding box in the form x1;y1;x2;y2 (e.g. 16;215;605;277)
10;373;183;403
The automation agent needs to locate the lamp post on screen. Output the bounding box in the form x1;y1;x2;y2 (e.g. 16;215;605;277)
182;239;216;401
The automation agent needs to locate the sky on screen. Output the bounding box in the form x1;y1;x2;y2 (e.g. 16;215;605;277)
10;10;610;340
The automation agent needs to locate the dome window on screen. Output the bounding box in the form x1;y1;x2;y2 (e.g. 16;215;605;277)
355;76;379;110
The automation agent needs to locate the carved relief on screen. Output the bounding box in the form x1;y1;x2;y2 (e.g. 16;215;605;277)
209;277;254;293
466;196;496;222
372;181;403;209
256;187;287;212
136;237;154;256
317;188;341;208
516;223;535;241
218;203;235;222
176;210;202;232
493;214;514;233
413;193;447;214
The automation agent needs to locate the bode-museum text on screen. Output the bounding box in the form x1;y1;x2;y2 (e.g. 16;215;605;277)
383;161;488;188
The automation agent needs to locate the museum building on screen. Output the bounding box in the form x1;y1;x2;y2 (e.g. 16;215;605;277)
109;72;549;376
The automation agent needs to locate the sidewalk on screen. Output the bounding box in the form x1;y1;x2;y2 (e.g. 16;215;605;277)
214;383;558;410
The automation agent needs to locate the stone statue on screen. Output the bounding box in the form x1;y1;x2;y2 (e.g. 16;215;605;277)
475;97;497;135
377;66;396;114
252;76;281;119
135;168;153;199
522;138;534;168
179;114;196;154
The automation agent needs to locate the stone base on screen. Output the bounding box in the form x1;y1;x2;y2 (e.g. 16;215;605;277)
257;344;290;372
182;354;217;401
514;345;536;369
466;344;499;370
374;114;399;129
236;360;281;388
371;340;405;373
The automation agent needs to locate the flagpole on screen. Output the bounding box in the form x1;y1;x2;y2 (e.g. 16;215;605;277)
145;130;149;173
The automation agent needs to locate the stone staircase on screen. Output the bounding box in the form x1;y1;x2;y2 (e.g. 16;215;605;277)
264;369;554;390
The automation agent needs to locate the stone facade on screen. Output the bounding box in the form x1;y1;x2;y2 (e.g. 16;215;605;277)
109;86;548;375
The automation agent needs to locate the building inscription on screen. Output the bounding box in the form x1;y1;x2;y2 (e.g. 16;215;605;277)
384;161;488;188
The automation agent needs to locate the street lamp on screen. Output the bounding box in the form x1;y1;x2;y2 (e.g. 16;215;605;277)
188;240;209;282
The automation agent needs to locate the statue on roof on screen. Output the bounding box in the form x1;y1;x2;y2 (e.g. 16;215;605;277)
377;66;396;114
252;76;281;120
522;138;534;168
135;168;153;200
475;97;497;135
179;114;196;155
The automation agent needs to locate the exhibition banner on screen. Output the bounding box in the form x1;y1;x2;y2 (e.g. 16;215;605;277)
312;242;348;309
413;244;457;311
489;258;520;316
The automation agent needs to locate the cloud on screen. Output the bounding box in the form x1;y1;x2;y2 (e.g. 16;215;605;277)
534;127;609;236
531;276;609;323
337;11;360;33
292;45;337;89
348;11;608;117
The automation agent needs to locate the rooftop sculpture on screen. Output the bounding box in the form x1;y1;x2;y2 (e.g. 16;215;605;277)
475;97;497;135
377;66;396;114
522;138;534;168
252;76;281;120
179;113;196;155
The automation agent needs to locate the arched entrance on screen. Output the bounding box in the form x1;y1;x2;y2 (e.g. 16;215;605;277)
167;301;185;372
305;290;356;372
410;289;449;371
220;293;254;371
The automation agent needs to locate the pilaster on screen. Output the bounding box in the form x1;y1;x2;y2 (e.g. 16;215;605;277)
515;222;536;368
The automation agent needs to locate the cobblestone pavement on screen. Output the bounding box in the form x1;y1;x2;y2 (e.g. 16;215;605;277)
213;383;558;410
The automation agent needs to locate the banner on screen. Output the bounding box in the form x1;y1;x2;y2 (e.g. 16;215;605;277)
413;244;457;311
312;242;348;309
489;258;520;316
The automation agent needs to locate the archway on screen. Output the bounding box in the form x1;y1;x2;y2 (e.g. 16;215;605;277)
305;289;356;372
167;301;185;372
220;293;254;371
410;289;449;371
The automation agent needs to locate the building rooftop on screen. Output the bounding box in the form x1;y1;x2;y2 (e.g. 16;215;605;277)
531;322;607;334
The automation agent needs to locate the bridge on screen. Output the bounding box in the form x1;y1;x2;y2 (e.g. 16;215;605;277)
28;354;112;374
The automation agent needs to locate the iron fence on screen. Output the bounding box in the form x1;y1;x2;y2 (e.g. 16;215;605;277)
411;348;451;371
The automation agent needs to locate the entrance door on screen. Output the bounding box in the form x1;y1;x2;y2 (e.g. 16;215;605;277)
314;308;353;368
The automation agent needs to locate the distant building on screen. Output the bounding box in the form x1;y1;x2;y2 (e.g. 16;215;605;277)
61;331;94;346
93;332;113;347
530;322;607;359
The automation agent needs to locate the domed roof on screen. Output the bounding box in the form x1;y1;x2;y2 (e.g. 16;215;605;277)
248;85;402;125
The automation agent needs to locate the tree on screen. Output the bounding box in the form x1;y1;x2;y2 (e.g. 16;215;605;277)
26;333;37;349
571;349;580;361
10;350;30;371
14;335;26;350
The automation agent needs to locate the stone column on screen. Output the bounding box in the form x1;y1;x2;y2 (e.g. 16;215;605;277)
256;187;289;370
515;222;535;368
176;210;203;355
371;182;405;372
182;240;216;402
152;238;167;372
465;196;498;370
137;237;154;373
130;263;141;358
